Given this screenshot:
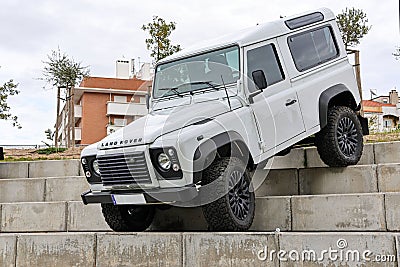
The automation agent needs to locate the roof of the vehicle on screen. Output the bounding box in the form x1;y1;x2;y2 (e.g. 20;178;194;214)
158;7;335;64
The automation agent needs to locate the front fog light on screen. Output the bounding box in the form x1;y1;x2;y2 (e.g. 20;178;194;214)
92;159;100;176
157;153;171;170
85;171;91;178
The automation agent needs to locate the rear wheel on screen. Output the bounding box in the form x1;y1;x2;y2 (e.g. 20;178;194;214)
101;204;155;232
202;157;255;231
316;106;363;167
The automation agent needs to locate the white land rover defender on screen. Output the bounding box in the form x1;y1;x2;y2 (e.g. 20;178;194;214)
81;8;369;231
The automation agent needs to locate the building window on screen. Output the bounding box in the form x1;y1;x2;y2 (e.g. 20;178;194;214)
114;118;127;126
288;26;339;71
383;99;388;104
384;120;392;128
114;95;127;102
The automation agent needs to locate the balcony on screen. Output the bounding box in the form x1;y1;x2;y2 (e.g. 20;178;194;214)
75;127;82;141
75;105;82;118
107;102;147;117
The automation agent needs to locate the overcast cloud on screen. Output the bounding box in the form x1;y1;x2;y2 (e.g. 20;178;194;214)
0;0;399;145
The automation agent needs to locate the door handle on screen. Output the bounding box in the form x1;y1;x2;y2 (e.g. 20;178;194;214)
285;99;297;106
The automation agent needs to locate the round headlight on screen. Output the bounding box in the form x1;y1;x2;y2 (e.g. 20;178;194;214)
157;153;171;170
92;159;100;176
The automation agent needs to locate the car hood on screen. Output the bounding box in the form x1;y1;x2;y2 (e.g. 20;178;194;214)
98;99;232;150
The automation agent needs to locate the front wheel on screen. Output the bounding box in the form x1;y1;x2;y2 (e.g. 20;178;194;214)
201;157;255;231
316;106;363;167
101;204;155;232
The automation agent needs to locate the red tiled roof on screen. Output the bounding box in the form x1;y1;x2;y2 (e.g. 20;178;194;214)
362;100;396;107
79;77;151;91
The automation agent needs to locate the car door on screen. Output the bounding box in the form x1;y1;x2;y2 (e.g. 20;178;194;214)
244;40;305;152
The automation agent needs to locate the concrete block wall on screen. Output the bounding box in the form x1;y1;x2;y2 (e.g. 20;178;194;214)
0;159;81;179
0;232;398;266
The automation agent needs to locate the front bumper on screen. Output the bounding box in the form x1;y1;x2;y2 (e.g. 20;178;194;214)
81;185;199;205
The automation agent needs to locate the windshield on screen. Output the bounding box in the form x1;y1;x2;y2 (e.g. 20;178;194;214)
153;46;240;98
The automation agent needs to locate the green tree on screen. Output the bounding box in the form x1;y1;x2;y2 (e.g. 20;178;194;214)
336;7;371;50
0;74;21;129
41;48;90;147
142;16;181;62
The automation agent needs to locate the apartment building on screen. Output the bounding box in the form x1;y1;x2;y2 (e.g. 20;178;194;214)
56;62;153;146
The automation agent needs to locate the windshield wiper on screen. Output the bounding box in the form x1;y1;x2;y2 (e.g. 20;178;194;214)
158;87;184;97
158;81;220;97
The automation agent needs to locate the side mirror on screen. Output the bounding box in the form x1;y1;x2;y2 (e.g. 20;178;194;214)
252;70;267;90
248;70;267;104
145;94;150;110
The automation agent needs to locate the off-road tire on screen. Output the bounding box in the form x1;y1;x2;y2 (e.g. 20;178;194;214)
101;204;155;232
315;106;363;167
202;157;255;231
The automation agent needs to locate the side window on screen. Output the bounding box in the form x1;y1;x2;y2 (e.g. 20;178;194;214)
288;26;338;71
247;44;285;93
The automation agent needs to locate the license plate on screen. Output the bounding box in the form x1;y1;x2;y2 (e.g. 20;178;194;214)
111;194;146;205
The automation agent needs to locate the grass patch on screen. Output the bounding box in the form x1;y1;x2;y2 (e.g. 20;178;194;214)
36;147;67;155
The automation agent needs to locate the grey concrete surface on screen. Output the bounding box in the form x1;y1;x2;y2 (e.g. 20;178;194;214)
0;162;28;179
1;202;67;232
374;141;400;164
377;164;400;193
96;233;182;267
67;201;111;231
254;169;298;196
292;193;386;231
16;233;96;267
279;232;396;266
45;176;88;201
251;196;291;231
268;147;306;169
184;232;279;267
0;232;398;266
0;178;45;203
384;193;400;231
299;165;378;195
0;235;16;267
28;159;80;178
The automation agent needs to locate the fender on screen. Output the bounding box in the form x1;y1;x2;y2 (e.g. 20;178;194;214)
192;131;252;182
318;84;357;128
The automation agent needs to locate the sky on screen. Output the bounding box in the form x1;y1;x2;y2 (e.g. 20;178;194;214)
0;0;399;145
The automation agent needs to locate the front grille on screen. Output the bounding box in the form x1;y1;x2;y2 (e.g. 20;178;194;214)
97;152;151;185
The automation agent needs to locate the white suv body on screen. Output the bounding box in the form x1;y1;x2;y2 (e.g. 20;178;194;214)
81;8;367;231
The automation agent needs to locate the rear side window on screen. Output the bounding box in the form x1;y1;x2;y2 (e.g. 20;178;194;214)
288;26;338;71
247;44;285;92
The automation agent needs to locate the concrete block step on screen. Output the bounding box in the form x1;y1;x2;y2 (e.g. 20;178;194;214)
1;193;397;233
0;193;400;233
268;141;400;169
0;159;81;179
0;176;88;203
153;192;400;232
255;163;400;196
0;201;110;233
0;232;398;266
